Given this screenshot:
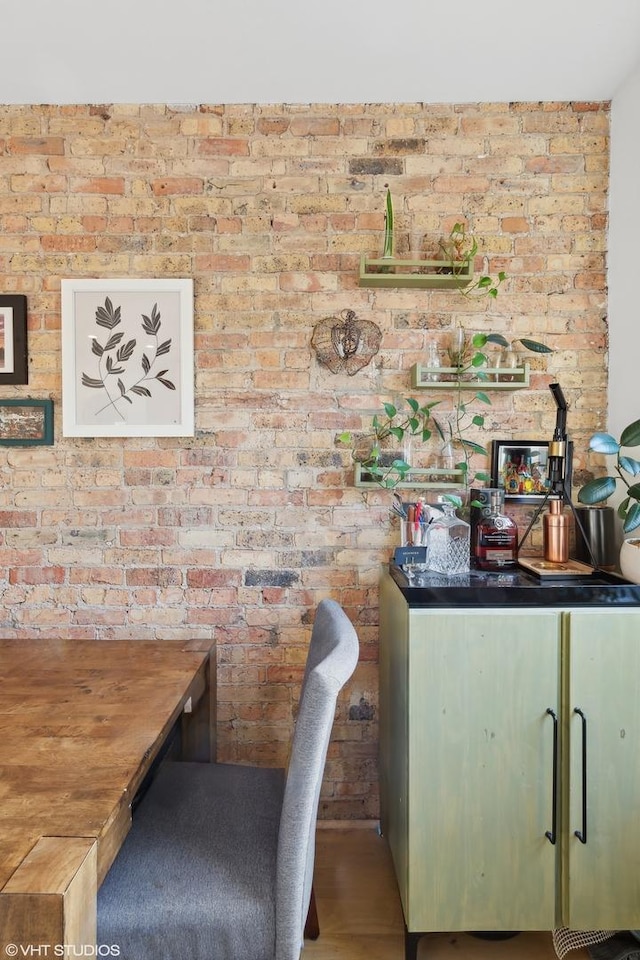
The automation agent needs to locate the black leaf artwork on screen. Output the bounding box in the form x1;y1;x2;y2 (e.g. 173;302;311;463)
141;303;161;336
117;339;136;363
82;374;104;388
81;297;178;422
104;332;124;351
95;297;121;330
105;356;125;375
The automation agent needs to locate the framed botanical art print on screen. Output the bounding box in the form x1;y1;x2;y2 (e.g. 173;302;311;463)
0;295;28;385
61;278;194;437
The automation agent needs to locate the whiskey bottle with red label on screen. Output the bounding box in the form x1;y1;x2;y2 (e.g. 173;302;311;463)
475;489;518;570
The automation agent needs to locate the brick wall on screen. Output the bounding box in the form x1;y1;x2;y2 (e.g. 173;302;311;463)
0;101;609;818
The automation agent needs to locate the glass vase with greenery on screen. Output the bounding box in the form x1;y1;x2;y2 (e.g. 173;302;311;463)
341;332;553;492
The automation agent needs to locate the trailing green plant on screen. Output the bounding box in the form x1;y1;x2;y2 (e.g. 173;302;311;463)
340;331;552;490
450;330;554;374
378;191;506;297
577;420;640;533
438;222;506;299
339;397;440;488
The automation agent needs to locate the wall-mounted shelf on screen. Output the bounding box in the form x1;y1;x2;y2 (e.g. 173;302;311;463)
358;253;473;289
411;362;531;390
354;463;465;490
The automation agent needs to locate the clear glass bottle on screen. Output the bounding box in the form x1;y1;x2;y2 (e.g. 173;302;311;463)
499;346;520;383
425;340;441;381
475;489;518;570
427;501;470;575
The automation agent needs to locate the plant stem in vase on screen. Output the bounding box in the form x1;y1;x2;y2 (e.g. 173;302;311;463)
500;347;520;382
446;327;473;381
382;188;394;259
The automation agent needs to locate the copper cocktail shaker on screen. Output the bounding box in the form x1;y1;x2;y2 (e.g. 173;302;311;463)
543;499;570;562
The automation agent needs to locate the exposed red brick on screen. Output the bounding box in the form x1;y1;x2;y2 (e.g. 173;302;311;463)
0;100;612;823
151;178;204;195
257;118;290;135
8;137;65;155
9;567;65;584
72;177;125;194
0;511;37;527
197;138;250;156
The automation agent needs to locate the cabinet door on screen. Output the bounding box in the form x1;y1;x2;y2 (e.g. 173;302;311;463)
379;568;410;899
407;609;560;932
567;609;640;929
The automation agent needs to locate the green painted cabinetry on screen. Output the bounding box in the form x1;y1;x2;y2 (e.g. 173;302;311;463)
379;568;640;934
565;610;640;929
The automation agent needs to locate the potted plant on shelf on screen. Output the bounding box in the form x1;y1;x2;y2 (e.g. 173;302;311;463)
577;420;640;581
340;331;552;493
437;221;506;299
422;331;551;491
443;327;553;383
359;190;507;295
342;397;440;489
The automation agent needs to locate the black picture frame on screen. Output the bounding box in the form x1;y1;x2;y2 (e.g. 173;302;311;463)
490;439;573;502
0;399;54;446
0;295;27;385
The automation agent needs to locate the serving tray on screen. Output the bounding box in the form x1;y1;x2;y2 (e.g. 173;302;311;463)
518;557;595;578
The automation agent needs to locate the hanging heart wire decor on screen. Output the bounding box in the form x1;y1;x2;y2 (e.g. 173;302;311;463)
311;309;382;376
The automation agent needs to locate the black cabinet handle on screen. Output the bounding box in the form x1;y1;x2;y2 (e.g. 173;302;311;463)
574;707;587;844
545;708;558;844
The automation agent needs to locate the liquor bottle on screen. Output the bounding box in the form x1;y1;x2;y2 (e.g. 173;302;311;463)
427;501;470;576
475;489;518;570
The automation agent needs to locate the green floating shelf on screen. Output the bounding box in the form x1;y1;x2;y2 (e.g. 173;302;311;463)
354;463;465;490
358;253;473;289
411;362;531;390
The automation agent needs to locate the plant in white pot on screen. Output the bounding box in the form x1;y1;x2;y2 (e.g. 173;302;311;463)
577;419;640;581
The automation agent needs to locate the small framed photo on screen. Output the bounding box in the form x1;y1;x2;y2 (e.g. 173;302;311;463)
0;295;28;385
61;278;194;438
0;399;53;446
491;439;573;502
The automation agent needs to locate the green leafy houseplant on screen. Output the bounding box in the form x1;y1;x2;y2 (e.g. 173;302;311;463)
423;331;551;488
377;191;505;296
341;332;552;490
340;397;439;489
578;420;640;533
438;222;507;299
445;329;550;371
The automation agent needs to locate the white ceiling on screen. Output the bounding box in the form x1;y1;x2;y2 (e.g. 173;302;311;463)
4;0;640;105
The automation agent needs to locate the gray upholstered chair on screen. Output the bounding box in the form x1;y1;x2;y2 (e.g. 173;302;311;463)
97;598;359;960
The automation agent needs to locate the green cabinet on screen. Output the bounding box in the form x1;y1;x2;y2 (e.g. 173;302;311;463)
379;568;640;934
565;610;640;929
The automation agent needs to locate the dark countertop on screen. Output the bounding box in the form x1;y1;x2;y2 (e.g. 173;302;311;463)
388;562;640;608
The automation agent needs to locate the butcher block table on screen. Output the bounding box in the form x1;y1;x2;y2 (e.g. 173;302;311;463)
0;638;215;953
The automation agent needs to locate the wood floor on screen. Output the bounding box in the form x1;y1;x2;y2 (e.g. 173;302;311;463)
306;824;592;960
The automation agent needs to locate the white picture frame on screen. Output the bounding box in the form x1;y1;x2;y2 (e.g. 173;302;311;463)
61;278;194;437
